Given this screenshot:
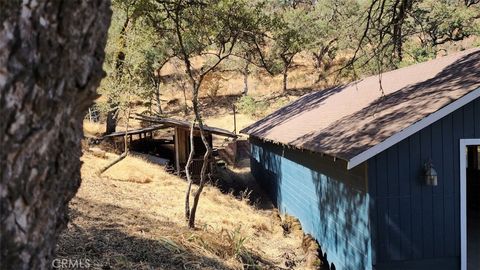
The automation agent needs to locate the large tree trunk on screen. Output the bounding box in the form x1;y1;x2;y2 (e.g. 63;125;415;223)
0;1;111;269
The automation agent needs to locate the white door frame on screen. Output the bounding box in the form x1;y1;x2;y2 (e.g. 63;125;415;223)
460;139;480;270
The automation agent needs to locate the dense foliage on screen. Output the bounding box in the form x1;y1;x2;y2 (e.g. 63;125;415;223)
97;0;479;124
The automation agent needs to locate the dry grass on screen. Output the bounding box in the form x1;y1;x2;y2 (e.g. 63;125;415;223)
56;152;307;269
101;154;157;184
83;121;105;137
204;113;256;136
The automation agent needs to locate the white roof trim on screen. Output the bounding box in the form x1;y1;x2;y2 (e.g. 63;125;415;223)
347;87;480;170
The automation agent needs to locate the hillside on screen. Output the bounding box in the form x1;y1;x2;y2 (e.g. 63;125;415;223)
55;152;313;269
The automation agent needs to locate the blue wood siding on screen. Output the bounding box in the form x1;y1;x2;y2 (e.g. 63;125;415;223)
250;137;371;270
368;97;480;270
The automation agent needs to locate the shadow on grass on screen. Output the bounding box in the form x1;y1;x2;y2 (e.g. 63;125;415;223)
214;161;275;211
57;196;284;270
56;198;234;270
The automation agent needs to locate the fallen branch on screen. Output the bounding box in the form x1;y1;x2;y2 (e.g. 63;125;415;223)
96;152;127;175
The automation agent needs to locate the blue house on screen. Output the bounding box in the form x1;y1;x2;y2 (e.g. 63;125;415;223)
241;48;480;270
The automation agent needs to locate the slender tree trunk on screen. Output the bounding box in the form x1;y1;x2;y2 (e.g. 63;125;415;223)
313;50;325;83
391;0;412;62
155;78;163;115
187;93;212;228
242;61;249;96
184;120;196;221
281;55;295;92
0;1;111;269
171;3;224;228
182;84;189;115
149;95;153;114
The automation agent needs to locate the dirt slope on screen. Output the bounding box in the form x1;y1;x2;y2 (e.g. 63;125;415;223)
55;152;308;269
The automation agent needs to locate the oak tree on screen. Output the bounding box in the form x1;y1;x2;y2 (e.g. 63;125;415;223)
0;0;111;269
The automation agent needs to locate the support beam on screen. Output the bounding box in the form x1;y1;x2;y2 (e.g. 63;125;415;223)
175;127;181;175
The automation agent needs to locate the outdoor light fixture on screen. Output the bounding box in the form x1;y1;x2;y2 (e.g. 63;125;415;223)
424;160;438;186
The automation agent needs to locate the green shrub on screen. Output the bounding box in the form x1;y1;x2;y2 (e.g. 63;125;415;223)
237;96;268;117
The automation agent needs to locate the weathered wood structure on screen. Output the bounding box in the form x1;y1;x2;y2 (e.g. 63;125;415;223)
102;125;163;146
122;115;238;176
242;48;480;270
172;125;213;175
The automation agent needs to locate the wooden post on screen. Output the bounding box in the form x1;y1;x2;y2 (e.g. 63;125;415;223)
233;104;237;134
175;127;181;175
88;108;93;122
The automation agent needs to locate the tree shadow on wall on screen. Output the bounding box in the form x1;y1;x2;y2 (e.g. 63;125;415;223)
252;141;341;270
310;168;370;270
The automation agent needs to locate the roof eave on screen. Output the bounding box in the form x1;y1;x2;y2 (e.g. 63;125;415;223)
347;87;480;170
249;135;351;165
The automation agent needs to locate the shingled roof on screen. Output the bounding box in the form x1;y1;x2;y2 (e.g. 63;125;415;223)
241;48;480;169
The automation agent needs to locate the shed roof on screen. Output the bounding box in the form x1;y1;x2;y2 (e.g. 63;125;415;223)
102;125;164;138
134;114;238;138
241;48;480;168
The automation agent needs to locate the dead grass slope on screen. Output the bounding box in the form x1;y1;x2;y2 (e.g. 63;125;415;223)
56;152;307;269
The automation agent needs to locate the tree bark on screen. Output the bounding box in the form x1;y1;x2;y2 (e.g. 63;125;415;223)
0;1;111;269
105;102;118;134
283;67;288;92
